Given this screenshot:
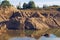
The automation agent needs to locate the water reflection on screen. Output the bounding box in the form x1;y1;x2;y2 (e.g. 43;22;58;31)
0;28;60;40
40;34;57;40
9;37;36;40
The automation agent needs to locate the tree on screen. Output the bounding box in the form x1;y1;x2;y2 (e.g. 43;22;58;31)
57;8;60;11
36;6;40;9
17;6;20;9
4;0;7;1
17;2;21;9
22;1;36;9
23;3;28;9
1;0;11;7
28;1;36;9
43;5;48;8
52;5;59;7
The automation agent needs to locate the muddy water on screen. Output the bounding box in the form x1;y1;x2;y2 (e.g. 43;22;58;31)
0;28;60;40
